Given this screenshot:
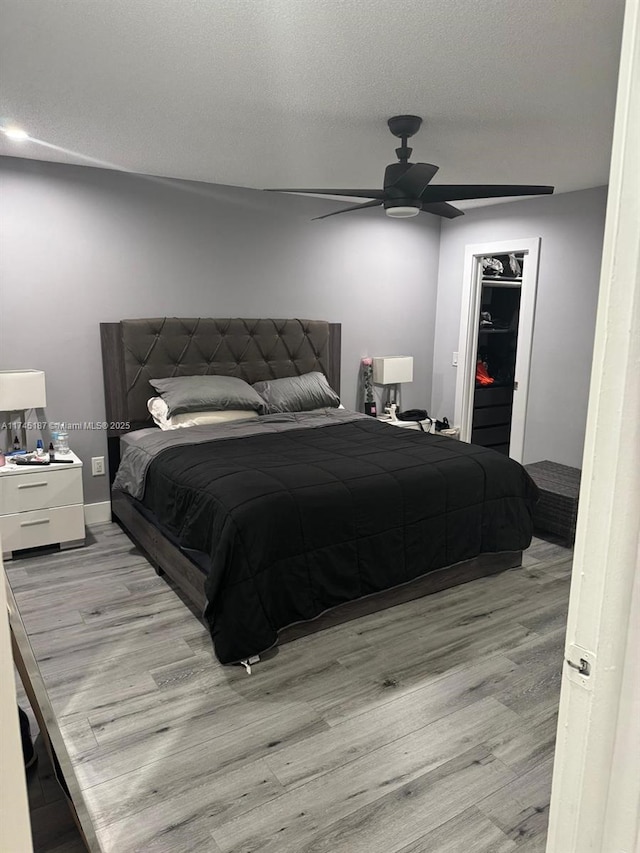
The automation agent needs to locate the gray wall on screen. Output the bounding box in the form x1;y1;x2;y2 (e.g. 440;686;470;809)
431;186;608;468
0;157;442;503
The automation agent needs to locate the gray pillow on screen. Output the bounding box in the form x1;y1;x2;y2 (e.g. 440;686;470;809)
149;375;267;417
253;372;340;413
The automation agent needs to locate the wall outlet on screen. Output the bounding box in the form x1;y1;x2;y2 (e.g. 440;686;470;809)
91;456;105;476
452;352;459;366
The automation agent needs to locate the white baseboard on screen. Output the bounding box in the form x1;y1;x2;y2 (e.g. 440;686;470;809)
83;501;112;526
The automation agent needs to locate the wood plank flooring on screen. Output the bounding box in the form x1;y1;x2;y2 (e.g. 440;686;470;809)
7;524;572;853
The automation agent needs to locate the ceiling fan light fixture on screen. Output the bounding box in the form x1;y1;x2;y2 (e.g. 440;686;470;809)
385;204;420;218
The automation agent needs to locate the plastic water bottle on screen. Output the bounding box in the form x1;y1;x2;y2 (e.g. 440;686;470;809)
56;430;70;454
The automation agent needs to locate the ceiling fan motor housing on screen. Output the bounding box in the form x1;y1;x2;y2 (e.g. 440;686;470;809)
384;162;415;195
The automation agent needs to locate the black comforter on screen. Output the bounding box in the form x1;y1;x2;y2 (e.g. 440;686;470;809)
139;415;538;664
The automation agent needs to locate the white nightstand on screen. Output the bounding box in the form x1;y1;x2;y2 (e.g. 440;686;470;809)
0;451;85;560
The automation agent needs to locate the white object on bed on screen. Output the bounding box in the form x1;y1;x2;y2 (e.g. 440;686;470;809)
147;397;258;430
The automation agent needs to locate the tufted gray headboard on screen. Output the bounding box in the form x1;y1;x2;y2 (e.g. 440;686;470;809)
100;317;342;436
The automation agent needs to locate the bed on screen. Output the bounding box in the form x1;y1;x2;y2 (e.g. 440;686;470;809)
101;317;538;665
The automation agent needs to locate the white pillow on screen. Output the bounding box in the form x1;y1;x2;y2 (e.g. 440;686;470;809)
147;397;258;430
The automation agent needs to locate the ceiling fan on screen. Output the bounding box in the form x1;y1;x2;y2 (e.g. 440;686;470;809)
266;115;554;220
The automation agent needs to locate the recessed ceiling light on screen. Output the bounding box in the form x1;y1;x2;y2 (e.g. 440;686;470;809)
2;126;29;141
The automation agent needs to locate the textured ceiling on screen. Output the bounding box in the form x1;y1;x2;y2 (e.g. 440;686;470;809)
0;0;625;204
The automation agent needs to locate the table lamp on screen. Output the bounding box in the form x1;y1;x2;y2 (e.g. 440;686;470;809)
0;370;47;451
372;356;413;410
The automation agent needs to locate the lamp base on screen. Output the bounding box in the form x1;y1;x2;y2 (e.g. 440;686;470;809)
2;408;49;452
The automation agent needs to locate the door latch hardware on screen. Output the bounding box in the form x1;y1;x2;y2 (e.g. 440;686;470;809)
565;644;595;689
566;657;591;677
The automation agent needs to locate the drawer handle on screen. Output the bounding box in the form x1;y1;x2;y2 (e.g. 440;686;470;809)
20;518;51;527
18;481;48;490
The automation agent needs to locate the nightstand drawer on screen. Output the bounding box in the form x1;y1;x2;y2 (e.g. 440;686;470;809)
0;467;83;514
0;504;85;553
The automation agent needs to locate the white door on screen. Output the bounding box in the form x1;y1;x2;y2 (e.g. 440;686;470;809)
454;237;540;462
546;0;640;849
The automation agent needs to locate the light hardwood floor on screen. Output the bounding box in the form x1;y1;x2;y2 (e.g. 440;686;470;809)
8;524;572;853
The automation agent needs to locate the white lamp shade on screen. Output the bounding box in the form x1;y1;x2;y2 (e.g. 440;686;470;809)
372;357;414;385
0;370;47;410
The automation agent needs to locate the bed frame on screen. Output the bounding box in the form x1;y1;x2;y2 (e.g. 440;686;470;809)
101;317;521;642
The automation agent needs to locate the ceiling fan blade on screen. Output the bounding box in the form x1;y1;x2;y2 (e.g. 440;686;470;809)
421;202;465;219
419;184;554;203
390;163;439;195
266;188;384;199
312;200;383;220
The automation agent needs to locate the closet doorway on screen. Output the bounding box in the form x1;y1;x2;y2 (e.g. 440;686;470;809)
454;237;541;462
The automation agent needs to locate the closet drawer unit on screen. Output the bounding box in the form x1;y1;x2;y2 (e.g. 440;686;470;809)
0;466;83;514
490;444;511;456
472;405;512;428
474;386;514;408
0;505;85;553
472;424;511;447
